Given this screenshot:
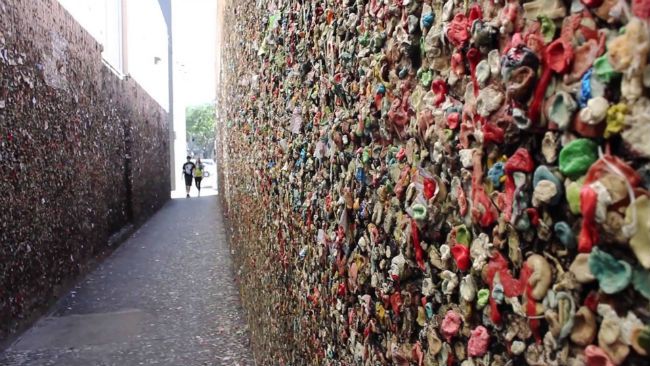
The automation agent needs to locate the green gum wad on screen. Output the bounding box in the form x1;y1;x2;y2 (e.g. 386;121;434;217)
538;15;556;43
425;303;434;318
594;54;621;84
632;267;650;300
359;32;370;47
365;116;374;131
566;177;585;215
477;289;490;308
455;225;471;246
412;203;427;220
362;147;371;164
355;121;364;136
559;138;598;179
420;69;433;88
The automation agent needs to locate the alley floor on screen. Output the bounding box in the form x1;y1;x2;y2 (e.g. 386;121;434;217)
0;192;253;366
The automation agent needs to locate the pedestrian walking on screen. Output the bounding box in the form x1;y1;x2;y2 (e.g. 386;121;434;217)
194;158;204;196
182;155;195;198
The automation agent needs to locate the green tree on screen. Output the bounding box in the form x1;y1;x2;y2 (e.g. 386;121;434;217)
186;103;216;158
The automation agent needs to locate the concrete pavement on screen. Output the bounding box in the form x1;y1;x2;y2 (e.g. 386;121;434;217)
0;192;253;365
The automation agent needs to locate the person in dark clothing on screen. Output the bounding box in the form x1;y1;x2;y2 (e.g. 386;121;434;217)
182;156;196;198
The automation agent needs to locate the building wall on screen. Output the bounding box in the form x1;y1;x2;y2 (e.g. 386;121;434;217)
125;0;169;111
57;0;125;74
57;0;170;112
156;0;175;191
0;0;169;339
171;0;187;192
214;0;225;196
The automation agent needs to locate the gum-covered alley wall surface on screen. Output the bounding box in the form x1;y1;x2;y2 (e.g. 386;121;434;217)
218;0;650;364
0;0;169;338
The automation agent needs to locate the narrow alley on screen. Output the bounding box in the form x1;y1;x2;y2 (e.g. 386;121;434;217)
0;194;253;366
4;0;650;364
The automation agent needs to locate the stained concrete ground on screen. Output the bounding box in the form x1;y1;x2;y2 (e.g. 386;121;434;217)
0;190;254;366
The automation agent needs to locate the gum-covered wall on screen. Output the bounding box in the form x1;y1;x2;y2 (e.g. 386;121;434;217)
218;0;650;364
0;0;169;338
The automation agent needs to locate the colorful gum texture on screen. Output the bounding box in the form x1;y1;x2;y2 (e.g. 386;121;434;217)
218;0;650;364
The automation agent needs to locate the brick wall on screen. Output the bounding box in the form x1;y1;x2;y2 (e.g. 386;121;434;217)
0;0;169;339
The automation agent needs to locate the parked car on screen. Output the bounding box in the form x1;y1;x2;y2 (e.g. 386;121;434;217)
192;159;217;188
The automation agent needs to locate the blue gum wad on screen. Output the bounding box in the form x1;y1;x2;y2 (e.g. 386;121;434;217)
533;165;563;205
554;221;576;249
589;247;632;294
487;162;505;188
559;138;599;179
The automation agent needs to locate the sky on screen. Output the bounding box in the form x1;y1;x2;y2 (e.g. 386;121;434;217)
173;0;218;107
